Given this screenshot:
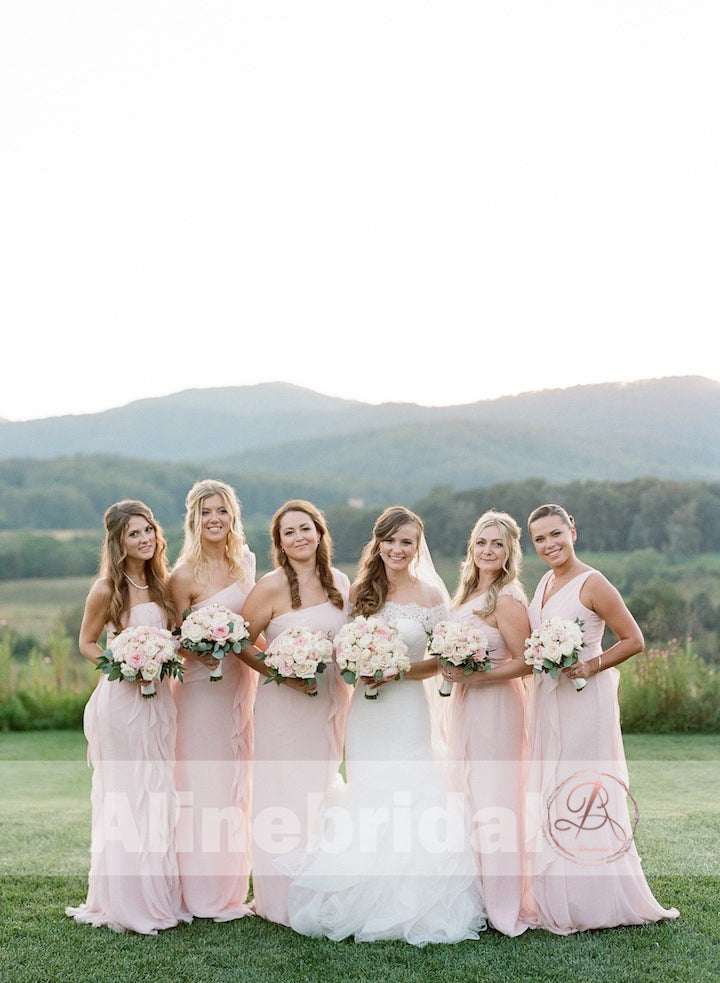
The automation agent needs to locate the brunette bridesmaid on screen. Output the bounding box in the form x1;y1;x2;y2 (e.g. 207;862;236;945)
66;500;189;935
170;479;257;920
524;503;679;933
239;500;352;926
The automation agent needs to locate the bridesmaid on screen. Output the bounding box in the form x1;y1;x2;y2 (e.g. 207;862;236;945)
170;479;258;921
66;500;190;935
524;503;679;933
239;499;352;926
440;509;534;936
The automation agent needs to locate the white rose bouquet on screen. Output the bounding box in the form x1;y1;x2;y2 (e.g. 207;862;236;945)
259;626;333;696
97;625;183;698
333;615;411;701
177;604;250;681
524;616;586;690
428;619;491;696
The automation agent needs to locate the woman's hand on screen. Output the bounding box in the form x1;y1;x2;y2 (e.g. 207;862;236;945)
181;648;220;669
562;658;597;683
440;664;466;684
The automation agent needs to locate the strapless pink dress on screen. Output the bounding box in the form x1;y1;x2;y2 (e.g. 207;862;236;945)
173;549;257;920
448;584;534;936
66;602;190;935
251;572;352;926
525;569;679;933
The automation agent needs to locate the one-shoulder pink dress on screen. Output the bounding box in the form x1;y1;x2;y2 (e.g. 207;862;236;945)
251;571;352;926
448;584;534;936
66;602;190;935
525;569;679;933
173;549;257;920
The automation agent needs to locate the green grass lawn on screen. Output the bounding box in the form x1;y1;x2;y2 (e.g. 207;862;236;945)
1;732;718;983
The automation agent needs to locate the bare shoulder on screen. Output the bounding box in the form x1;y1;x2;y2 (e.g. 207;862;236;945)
495;591;529;616
581;569;625;610
87;577;113;603
169;561;195;588
250;568;287;599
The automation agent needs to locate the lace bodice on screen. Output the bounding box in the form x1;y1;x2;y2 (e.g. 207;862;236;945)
379;601;448;663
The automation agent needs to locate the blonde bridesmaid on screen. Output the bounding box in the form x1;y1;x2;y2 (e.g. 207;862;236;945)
441;509;535;936
239;499;352;927
66;500;189;935
170;479;257;921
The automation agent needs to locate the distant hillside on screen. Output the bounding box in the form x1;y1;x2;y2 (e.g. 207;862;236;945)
2;376;719;497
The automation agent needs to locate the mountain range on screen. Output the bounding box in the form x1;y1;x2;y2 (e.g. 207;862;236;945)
2;375;718;499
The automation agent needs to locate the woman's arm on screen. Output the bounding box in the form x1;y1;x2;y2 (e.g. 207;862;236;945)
238;575;308;691
567;573;644;681
169;564;219;669
78;580;112;666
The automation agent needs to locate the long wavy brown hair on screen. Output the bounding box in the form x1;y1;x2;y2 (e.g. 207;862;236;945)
99;500;176;631
352;505;423;617
451;509;526;617
175;479;248;592
270;500;344;611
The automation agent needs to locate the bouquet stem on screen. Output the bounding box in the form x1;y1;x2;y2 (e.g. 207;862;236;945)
364;684;378;701
572;677;587;691
439;678;453;697
140;681;156;698
209;662;224;682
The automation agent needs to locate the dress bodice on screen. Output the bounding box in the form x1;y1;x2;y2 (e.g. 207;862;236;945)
528;569;604;661
264;571;351;646
451;583;527;667
189;547;256;615
378;601;448;663
107;601;167;641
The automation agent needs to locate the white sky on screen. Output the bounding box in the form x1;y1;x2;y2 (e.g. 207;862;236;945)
2;1;718;421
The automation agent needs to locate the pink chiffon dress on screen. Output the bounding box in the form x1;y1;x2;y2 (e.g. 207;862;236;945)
250;571;352;926
66;602;190;935
525;569;679;934
173;547;258;920
447;584;534;936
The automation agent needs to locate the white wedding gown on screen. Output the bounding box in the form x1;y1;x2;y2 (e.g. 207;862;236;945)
286;602;486;946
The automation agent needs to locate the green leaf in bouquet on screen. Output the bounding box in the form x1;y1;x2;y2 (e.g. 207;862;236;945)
341;669;356;685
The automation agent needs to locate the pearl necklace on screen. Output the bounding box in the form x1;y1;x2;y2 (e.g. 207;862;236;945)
125;574;150;590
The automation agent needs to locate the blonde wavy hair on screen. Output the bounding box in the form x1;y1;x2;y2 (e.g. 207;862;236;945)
352;505;424;617
270;500;344;611
99;499;176;631
451;509;526;618
176;479;248;592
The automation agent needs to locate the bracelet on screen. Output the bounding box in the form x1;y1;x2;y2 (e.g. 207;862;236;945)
596;655;603;675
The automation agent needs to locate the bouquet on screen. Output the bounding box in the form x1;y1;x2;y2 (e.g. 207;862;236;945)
259;626;333;696
98;625;183;698
177;604;250;681
428;619;491;696
524;617;586;690
333;615;411;700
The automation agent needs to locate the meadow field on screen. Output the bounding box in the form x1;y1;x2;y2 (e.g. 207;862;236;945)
1;731;718;983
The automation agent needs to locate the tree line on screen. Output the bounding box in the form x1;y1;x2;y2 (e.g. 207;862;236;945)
2;475;719;578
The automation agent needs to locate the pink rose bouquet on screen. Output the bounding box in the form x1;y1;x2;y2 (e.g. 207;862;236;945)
98;625;183;698
428;619;490;696
524;616;586;690
177;604;250;681
333;615;411;701
259;626;334;696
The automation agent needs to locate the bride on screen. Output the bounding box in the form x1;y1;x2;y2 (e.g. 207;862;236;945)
286;505;486;946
